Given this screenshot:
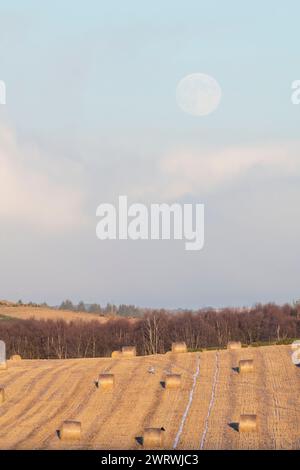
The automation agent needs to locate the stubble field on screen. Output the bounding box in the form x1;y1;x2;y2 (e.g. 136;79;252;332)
0;345;299;450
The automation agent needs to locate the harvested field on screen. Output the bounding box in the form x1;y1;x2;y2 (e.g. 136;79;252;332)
0;306;112;324
0;345;298;449
0;306;122;323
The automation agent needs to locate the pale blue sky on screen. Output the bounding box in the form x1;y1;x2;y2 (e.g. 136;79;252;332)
0;1;300;307
1;1;299;134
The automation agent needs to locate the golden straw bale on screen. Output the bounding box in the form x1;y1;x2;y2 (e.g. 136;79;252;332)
165;374;181;389
111;350;122;358
239;414;257;432
171;342;187;353
0;362;7;371
0;387;5;404
98;373;115;390
239;359;254;373
60;420;81;440
10;354;22;361
121;346;136;357
227;341;242;350
143;428;164;448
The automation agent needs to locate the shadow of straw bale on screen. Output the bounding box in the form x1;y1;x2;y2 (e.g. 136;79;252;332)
135;436;143;446
228;422;239;432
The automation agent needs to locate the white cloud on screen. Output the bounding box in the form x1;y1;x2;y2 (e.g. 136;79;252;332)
0;125;87;230
148;142;300;199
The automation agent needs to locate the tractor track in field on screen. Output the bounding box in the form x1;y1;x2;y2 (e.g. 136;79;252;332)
173;355;201;449
199;351;219;449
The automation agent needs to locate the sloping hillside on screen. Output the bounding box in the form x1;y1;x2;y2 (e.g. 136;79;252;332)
0;345;299;449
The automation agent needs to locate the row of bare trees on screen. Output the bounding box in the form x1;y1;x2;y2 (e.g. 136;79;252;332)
0;303;300;359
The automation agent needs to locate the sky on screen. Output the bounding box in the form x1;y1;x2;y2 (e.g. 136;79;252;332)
0;1;299;308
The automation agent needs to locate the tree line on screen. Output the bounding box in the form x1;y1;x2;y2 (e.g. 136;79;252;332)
58;300;142;317
0;303;300;359
4;299;143;318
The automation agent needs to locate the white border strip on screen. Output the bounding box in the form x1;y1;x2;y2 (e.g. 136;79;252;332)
199;351;219;450
173;355;201;449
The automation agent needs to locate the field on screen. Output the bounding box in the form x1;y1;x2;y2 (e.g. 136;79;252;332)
0;305;109;324
0;345;299;450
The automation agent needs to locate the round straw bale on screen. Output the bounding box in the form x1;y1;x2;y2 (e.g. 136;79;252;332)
0;362;7;371
0;387;5;404
239;414;257;432
10;354;22;361
239;359;254;373
111;350;122;358
143;428;163;448
165;373;181;389
60;420;81;440
227;341;242;350
121;346;136;357
171;342;187;353
98;373;114;390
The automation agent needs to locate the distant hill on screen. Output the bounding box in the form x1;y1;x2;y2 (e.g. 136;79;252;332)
0;304;110;324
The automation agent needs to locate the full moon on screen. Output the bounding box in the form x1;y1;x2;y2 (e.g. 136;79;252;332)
176;73;222;116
